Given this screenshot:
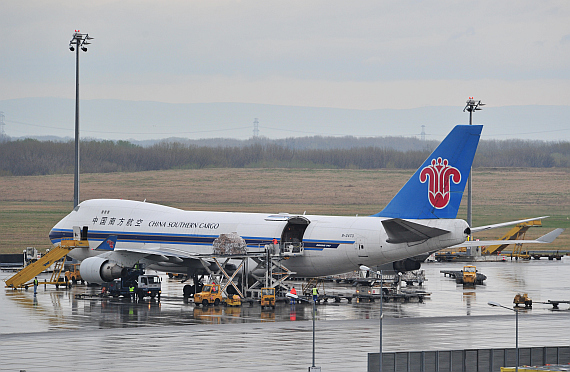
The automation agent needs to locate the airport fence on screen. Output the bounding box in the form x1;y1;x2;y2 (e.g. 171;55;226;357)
368;346;570;372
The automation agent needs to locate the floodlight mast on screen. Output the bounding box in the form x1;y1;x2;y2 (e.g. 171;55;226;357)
488;301;519;372
463;98;485;233
69;31;93;208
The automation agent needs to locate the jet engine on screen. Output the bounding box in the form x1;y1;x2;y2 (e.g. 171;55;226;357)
392;258;422;273
79;256;126;284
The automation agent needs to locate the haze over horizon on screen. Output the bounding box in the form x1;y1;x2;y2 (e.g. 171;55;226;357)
2;1;569;141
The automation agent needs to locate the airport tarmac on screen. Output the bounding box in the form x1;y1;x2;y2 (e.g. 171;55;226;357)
1;258;569;371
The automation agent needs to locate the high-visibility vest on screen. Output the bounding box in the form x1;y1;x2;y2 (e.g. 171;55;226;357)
34;278;38;285
312;288;318;295
129;286;134;292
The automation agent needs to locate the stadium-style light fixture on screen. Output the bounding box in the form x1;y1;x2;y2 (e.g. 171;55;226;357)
462;97;485;233
69;30;94;208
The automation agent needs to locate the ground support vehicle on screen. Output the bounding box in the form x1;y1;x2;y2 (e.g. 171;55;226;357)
514;293;532;308
105;268;161;301
261;287;276;309
194;284;243;307
65;263;83;284
441;266;486;286
224;294;242;307
194;284;223;306
459;265;477;286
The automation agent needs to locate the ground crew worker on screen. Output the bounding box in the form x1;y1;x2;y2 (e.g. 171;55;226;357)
129;285;135;301
33;277;39;295
312;287;318;302
290;286;297;304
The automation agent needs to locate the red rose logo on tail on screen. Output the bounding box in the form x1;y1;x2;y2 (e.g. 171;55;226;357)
419;157;461;209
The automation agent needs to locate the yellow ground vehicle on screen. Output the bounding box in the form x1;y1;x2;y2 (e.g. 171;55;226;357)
514;293;532;308
65;263;82;284
194;284;223;306
462;265;477;285
225;294;242;307
261;287;276;309
167;273;187;279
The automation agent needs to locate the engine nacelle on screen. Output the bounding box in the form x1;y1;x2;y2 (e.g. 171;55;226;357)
80;256;126;284
392;258;422;273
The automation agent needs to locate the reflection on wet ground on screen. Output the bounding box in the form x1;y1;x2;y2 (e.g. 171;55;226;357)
1;259;570;371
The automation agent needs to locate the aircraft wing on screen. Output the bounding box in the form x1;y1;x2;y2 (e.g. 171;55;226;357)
470;216;549;233
450;228;564;248
382;218;450;243
114;246;200;263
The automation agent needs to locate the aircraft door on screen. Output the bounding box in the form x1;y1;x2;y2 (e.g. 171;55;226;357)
355;237;368;258
280;216;310;256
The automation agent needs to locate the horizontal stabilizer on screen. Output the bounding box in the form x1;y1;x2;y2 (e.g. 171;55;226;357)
450;228;564;248
94;235;117;251
536;228;565;243
382;218;450;244
471;216;549;233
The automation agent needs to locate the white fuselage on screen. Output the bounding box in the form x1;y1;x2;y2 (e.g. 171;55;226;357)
50;199;469;277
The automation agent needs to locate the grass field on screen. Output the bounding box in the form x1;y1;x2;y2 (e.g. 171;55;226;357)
1;167;569;254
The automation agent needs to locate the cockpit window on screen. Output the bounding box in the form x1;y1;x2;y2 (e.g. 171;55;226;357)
73;205;80;212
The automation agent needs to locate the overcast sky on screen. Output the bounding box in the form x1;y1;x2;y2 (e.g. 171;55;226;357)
1;1;570;140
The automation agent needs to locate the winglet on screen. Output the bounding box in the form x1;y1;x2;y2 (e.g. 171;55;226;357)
94;235;118;251
536;228;564;243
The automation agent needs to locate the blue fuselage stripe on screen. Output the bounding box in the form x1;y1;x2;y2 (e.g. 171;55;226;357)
49;229;348;249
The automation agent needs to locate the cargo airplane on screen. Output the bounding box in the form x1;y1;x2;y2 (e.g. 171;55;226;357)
48;125;563;284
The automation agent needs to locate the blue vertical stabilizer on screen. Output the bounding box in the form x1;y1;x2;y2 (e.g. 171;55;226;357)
373;125;482;219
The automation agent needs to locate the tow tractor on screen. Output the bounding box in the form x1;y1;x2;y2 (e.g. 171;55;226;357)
105;268;162;301
194;284;242;307
65;263;83;285
261;287;276;309
459;265;477;286
194;284;223;306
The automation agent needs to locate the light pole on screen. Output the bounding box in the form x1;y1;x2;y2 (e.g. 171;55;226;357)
463;98;484;233
488;301;519;372
286;292;321;372
69;30;93;208
360;265;383;372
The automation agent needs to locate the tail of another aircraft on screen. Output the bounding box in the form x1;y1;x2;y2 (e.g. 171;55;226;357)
374;125;482;219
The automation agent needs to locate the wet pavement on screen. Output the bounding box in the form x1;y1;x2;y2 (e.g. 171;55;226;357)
1;258;570;371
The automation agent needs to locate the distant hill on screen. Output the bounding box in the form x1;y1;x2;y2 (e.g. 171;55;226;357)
1;98;569;142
